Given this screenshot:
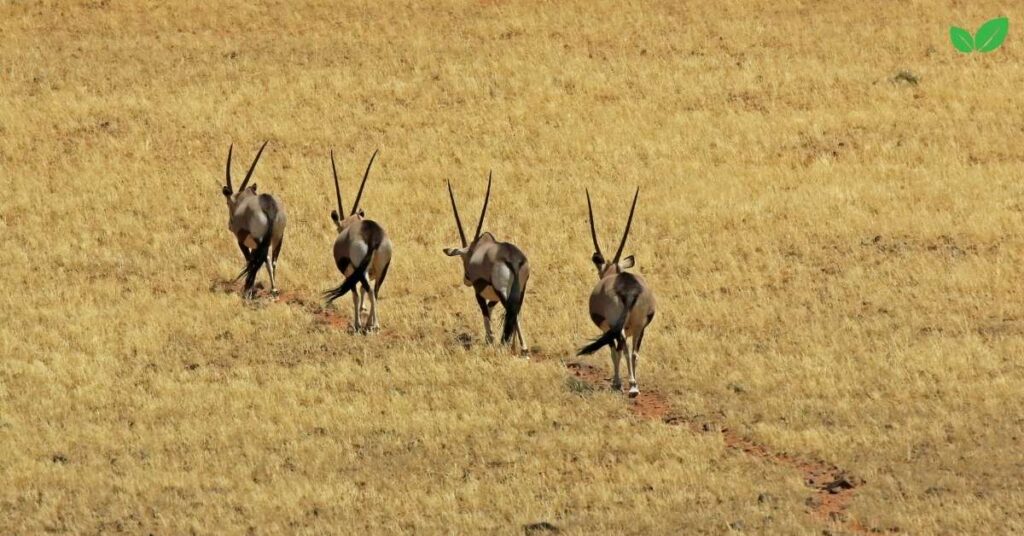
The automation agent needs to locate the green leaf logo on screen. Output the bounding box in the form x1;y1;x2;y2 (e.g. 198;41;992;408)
950;17;1009;53
975;17;1009;52
950;26;974;52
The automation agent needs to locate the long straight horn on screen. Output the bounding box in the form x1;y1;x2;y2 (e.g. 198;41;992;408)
586;189;602;257
447;180;467;247
351;149;379;215
237;140;269;192
473;170;492;241
330;149;344;217
612;187;640;264
225;144;234;191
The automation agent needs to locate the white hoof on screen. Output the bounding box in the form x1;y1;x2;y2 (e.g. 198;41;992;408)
628;386;640;398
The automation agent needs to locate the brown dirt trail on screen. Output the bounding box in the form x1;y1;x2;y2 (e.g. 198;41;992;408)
563;360;876;534
215;280;874;533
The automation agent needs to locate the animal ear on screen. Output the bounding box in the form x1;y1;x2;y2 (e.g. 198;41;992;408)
248;183;257;192
443;247;464;257
618;255;635;270
331;210;340;223
357;208;365;217
222;185;232;197
591;252;605;267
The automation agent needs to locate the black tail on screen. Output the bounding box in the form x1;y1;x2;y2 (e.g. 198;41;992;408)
323;223;384;305
577;275;641;355
323;249;376;304
235;195;277;296
500;260;525;344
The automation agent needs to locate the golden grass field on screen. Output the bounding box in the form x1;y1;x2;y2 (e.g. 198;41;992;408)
2;0;1024;533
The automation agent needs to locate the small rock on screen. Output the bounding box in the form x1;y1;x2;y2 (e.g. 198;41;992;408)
757;492;774;504
523;521;559;534
727;382;746;394
891;70;919;85
51;453;68;464
823;473;864;494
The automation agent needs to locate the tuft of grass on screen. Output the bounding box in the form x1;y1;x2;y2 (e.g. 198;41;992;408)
891;70;920;85
565;376;595;395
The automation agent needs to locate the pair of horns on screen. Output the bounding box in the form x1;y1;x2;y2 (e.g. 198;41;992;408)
587;187;639;264
447;171;492;248
330;149;379;217
225;140;269;193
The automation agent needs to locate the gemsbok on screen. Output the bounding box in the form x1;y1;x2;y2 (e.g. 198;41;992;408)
577;188;655;397
222;141;287;299
323;149;393;333
443;173;530;355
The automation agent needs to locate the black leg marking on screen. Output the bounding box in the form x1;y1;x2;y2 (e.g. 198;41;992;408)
237;242;252;262
635;329;646;352
475;294;491;320
272;236;283;263
374;260;390;298
471;279;490;296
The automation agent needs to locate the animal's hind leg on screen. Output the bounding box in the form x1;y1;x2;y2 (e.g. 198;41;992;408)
610;337;624;391
269;237;283;294
630;334;642;397
272;236;283;264
514;319;528;357
265;255;277;295
362;275;379;332
624;335;639;398
351;289;362;332
237;243;252;263
475;294;493;344
367;288;379;331
374;261;390;298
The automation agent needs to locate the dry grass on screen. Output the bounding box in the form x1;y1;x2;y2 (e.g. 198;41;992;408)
2;0;1024;533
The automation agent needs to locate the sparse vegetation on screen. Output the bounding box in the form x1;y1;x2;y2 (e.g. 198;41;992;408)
565;376;594;395
2;1;1023;533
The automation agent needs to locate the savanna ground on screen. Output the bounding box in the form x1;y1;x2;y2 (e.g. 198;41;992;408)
2;0;1023;533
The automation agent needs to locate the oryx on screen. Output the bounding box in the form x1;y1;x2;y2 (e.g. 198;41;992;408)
443;173;530;354
222;141;287;299
577;188;655;397
322;149;393;333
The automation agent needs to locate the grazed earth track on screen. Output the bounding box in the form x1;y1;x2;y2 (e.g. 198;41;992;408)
215;281;872;533
564;361;874;534
211;280;352;329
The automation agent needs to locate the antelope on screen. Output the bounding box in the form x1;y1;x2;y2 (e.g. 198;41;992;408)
322;149;393;333
222;141;287;299
577;188;655;397
443;173;530;355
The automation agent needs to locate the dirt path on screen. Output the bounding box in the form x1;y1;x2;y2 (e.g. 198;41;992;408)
565;360;873;534
211;280;351;329
215;281;873;533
